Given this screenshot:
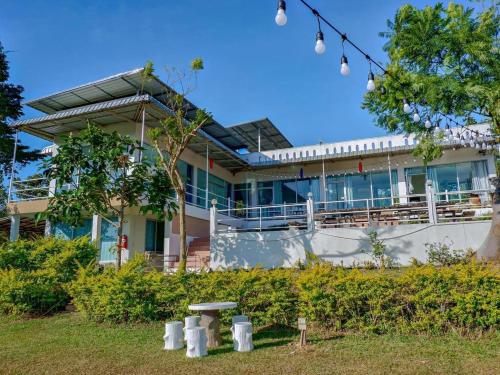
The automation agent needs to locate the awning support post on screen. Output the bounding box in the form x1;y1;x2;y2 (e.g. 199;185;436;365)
205;143;209;209
7;128;19;204
139;106;146;162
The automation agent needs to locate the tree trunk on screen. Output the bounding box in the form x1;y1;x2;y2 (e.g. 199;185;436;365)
477;178;500;261
177;190;187;272
116;208;125;270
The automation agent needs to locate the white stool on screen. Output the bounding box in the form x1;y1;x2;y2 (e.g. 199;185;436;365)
184;316;200;340
185;327;208;358
233;322;253;352
230;315;248;338
163;321;184;350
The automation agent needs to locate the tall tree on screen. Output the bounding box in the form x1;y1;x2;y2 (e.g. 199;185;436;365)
363;2;499;258
144;59;212;272
363;2;498;142
37;122;177;269
0;41;42;214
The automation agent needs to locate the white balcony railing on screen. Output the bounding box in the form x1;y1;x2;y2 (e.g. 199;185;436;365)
215;189;493;233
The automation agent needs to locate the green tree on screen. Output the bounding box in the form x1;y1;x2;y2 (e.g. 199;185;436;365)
364;2;499;258
363;2;499;140
144;59;212;272
37;122;176;269
0;41;42;215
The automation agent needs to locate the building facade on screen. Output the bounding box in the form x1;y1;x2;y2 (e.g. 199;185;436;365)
5;68;497;269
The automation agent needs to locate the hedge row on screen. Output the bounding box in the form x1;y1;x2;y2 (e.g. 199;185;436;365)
69;256;499;333
0;237;97;315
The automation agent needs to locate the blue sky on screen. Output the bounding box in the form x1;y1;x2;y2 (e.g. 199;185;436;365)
1;0;476;178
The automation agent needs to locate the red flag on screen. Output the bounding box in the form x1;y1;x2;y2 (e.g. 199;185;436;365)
358;161;363;173
209;158;214;169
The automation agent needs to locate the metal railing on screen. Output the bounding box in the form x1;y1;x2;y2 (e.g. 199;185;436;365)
434;189;493;223
217;202;308;231
313;194;430;228
214;189;494;233
8;178;50;202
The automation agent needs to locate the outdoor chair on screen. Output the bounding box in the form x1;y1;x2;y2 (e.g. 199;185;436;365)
233;322;253;352
163;321;184;350
185;327;208;358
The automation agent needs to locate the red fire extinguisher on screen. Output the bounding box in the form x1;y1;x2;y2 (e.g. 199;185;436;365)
120;235;128;250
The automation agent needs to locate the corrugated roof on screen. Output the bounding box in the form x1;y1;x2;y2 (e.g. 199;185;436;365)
226;118;293;152
23;67;265;153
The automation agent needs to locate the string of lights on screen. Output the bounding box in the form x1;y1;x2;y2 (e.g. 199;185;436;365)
274;0;498;151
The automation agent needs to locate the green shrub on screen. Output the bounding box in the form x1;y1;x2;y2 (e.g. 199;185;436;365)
68;256;499;334
0;237;98;316
0;268;67;315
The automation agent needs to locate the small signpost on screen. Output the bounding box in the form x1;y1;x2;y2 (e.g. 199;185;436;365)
298;317;307;346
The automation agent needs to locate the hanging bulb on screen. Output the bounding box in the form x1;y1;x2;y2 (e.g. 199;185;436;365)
413;110;420;123
366;72;375;92
486;144;492;151
424;117;432;129
445;123;451;135
275;0;287;26
403;99;411;114
475;143;481;150
315;31;326;54
340;55;350;76
460;136;466;146
481;142;486;150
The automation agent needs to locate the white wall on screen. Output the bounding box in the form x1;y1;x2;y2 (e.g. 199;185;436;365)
210;221;491;269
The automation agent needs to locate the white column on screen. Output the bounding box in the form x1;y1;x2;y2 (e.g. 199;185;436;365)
425;180;437;224
91;214;102;244
249;178;258;207
320;159;327;202
48;144;58;198
397;166;408;204
163;219;173;270
9;214;20;241
210;200;218;236
306;192;315;231
44;220;52;237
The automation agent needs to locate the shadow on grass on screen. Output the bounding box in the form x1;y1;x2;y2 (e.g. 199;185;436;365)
208;325;299;356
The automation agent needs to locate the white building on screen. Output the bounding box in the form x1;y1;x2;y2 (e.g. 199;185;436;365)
4;68;497;269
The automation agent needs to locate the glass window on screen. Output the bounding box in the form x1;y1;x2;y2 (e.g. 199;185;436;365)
234;183;251;208
371;171;395;207
197;169;231;209
258;181;273;205
145;219;164;253
53;219;92;240
348;174;371;208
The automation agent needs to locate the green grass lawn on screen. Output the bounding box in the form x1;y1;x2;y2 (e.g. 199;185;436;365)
0;313;498;375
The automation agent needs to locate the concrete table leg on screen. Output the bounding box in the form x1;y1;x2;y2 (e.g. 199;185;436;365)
199;310;221;348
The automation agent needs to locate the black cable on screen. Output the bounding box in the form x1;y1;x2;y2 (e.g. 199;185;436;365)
296;0;493;140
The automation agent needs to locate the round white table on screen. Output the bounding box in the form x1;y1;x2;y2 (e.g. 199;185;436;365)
188;302;237;347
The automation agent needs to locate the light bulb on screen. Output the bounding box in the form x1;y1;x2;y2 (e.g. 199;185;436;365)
424;117;432;129
403;99;411;114
475;143;480;150
487;144;492;151
413;111;420;123
340;55;350;76
481;142;486;150
275;1;287;26
366;72;375;92
315;31;325;54
460;137;466;146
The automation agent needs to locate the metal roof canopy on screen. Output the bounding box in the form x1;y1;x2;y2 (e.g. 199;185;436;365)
227;118;293;152
13;94;249;171
24;68;260;152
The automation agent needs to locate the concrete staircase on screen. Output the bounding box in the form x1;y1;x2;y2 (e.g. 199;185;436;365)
163;237;211;272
